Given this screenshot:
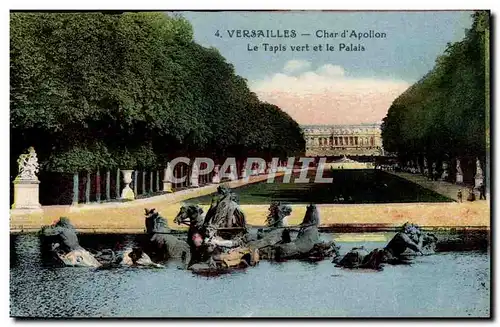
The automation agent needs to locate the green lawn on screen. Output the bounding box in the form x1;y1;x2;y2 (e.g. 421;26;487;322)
188;169;453;205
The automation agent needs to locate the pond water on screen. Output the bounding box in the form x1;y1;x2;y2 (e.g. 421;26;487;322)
10;233;490;318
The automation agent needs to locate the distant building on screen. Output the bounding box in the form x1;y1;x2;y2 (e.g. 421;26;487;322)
302;123;384;157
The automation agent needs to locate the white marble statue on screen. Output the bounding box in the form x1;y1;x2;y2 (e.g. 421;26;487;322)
17;147;39;180
212;164;221;184
162;162;174;192
475;158;484;179
441;162;449;180
475;158;484;188
240;161;247;179
456;159;463;176
190;163;199;187
456;159;464;184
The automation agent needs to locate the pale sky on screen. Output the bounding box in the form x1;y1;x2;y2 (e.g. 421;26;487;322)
179;11;473;125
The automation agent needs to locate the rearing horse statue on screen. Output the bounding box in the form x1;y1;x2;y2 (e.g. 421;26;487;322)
144;208;191;263
174;204;206;249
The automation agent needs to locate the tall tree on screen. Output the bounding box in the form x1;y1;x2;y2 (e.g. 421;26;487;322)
381;11;488;173
10;12;305;174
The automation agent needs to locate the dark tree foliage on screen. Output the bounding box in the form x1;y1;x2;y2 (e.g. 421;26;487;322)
381;11;488;166
10;12;305;173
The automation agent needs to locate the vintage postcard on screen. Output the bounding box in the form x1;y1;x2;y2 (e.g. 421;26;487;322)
9;10;491;318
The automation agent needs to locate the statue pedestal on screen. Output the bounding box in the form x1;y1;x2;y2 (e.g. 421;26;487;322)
474;158;484;189
456;174;463;184
11;178;42;212
228;165;237;181
163;165;173;192
163;182;173;193
440;162;449;181
190;176;199;188
121;186;135;200
120;170;135;200
266;163;272;174
212;165;221;184
241;162;247;179
190;166;200;188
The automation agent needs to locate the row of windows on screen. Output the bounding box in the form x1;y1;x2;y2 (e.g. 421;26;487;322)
303;128;380;134
306;136;377;146
304;132;379;135
306;146;381;150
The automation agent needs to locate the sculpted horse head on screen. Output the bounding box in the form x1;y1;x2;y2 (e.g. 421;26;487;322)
401;222;438;252
144;208;170;234
40;216;81;252
290;203;320;241
53;216;76;230
40;216;76;238
301;204;320;227
39;217;102;268
174;204;205;229
266;202;292;228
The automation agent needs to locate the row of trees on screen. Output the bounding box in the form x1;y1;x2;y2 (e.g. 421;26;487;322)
381;11;489;179
10;12;305;175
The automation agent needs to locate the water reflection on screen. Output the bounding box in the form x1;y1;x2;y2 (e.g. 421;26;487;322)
10;233;490;318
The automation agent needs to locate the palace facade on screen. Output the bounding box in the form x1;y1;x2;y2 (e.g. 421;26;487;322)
302;123;384;157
